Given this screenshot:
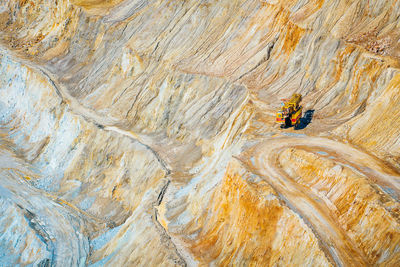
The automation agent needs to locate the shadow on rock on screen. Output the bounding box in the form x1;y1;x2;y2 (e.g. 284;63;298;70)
295;110;314;130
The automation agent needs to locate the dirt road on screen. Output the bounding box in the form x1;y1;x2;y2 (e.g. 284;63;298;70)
0;147;90;266
241;135;400;266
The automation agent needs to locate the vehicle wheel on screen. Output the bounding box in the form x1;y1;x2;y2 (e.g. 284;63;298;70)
285;117;291;128
294;118;301;130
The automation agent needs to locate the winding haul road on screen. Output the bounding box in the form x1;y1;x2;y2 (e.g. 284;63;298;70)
0;147;90;266
240;135;400;267
4;54;400;266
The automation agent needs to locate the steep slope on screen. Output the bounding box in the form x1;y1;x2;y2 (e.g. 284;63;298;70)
0;0;400;266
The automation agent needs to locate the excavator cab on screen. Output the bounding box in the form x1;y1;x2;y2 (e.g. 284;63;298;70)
276;93;303;129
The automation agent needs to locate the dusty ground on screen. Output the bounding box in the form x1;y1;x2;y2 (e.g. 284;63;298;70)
1;0;400;266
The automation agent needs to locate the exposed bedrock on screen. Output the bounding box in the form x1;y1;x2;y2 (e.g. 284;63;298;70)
0;0;400;266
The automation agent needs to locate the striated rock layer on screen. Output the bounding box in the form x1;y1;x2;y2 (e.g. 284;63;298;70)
0;0;400;266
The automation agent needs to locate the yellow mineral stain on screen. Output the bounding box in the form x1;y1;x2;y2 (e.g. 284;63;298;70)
187;159;329;266
335;45;356;82
281;20;305;56
71;0;125;9
188;161;281;264
70;0;127;15
279;148;400;265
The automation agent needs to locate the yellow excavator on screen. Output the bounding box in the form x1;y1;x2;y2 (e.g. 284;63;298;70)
276;93;303;129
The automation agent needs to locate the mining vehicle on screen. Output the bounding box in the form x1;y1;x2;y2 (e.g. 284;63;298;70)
276;93;303;129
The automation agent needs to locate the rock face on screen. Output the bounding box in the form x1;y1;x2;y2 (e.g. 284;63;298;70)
0;0;400;266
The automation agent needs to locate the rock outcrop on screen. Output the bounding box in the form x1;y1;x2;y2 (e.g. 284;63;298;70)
0;0;399;266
